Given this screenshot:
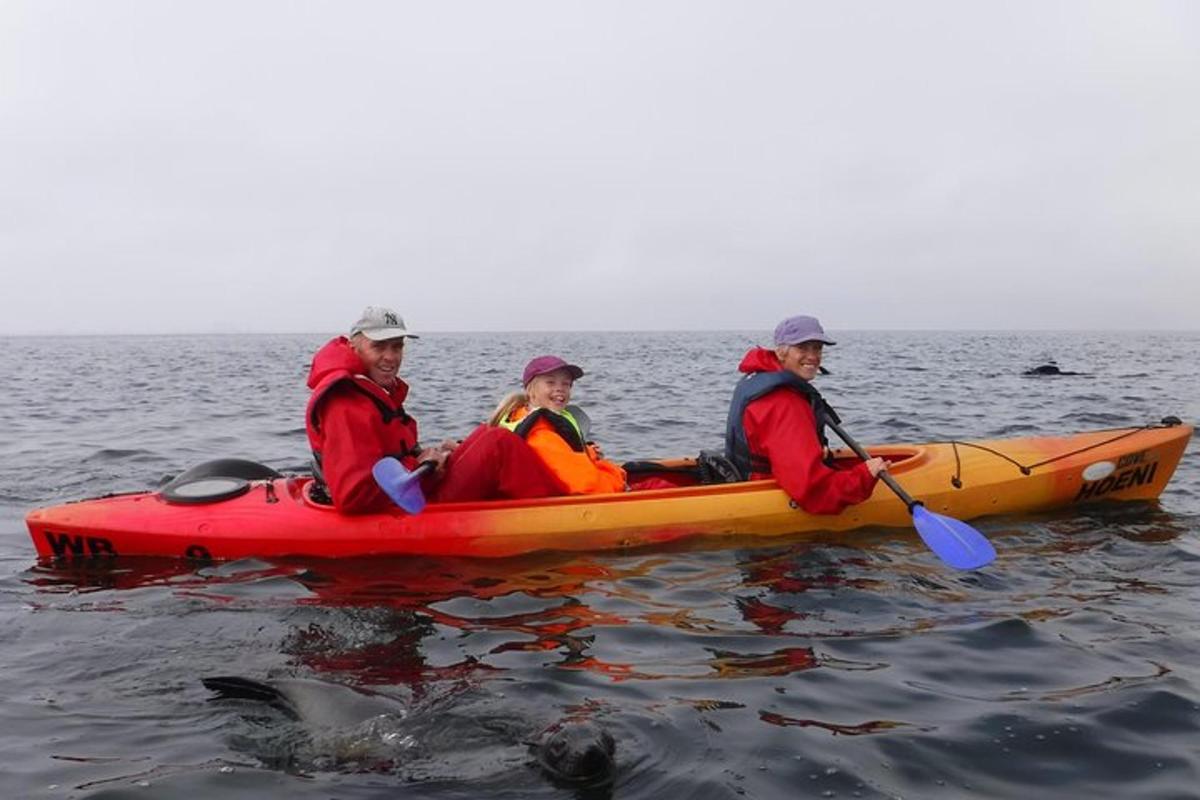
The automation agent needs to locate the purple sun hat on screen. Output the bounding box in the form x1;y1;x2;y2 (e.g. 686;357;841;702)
773;315;836;346
522;355;584;386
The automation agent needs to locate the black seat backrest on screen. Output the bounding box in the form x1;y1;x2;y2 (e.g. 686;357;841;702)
621;452;742;485
697;451;742;484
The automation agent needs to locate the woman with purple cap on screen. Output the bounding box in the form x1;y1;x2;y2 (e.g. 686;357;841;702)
724;315;887;515
488;355;627;495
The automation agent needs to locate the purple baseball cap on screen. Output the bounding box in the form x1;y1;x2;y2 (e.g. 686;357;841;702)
773;315;836;346
522;355;584;386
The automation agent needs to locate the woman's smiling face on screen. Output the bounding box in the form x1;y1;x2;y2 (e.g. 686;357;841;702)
776;341;824;382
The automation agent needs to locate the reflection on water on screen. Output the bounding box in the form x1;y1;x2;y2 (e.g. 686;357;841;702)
15;503;1200;798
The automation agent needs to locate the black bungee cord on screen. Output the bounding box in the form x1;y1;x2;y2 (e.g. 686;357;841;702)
942;417;1182;489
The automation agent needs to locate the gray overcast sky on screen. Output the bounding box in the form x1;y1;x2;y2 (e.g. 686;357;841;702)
2;1;1197;334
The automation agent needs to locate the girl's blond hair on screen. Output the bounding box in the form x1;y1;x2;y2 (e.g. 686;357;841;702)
486;391;528;427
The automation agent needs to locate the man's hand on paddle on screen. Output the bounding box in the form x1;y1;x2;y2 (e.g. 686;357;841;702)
416;440;457;474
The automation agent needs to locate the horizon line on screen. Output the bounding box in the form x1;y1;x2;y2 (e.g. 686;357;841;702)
3;327;1198;338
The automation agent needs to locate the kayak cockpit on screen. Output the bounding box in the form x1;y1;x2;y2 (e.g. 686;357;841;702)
293;446;930;511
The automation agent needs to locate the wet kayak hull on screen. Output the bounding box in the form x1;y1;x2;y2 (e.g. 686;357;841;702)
25;423;1192;561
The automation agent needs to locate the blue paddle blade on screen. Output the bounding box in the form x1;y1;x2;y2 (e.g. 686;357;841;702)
371;457;427;514
911;504;996;570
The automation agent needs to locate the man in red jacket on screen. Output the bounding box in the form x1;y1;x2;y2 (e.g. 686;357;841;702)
724;315;886;514
305;306;563;514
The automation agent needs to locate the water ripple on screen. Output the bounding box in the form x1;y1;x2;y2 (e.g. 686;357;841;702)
1;331;1198;799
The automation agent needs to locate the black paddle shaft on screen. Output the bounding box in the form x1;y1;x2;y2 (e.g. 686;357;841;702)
827;421;919;512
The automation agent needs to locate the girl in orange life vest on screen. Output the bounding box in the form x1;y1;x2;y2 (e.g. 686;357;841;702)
487;356;627;495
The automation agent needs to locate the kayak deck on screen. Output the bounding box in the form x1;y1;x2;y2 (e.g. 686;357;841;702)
25;422;1193;561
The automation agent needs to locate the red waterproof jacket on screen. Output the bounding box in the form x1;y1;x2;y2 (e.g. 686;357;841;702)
305;336;420;514
735;347;877;515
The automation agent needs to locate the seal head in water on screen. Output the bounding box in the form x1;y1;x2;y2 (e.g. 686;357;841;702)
1024;362;1082;376
532;719;616;785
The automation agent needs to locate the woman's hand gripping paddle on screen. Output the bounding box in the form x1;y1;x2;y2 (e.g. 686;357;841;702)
828;421;996;570
372;458;433;514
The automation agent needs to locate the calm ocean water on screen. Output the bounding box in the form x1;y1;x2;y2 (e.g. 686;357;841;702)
1;330;1198;799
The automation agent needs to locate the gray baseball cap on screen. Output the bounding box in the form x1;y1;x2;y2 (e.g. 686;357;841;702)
349;306;420;341
773;315;836;346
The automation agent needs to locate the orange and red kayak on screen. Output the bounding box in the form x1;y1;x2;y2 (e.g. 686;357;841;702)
25;421;1192;562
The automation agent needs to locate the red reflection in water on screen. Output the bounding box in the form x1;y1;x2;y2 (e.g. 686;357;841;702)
556;645;821;683
28;553;842;688
759;710;926;736
26;557;213;595
709;646;819;678
735;596;806;634
294;555;610;610
739;549;879;595
282;614;501;687
281;556;635;686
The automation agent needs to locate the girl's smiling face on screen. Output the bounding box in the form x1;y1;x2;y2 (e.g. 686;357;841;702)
525;369;575;412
